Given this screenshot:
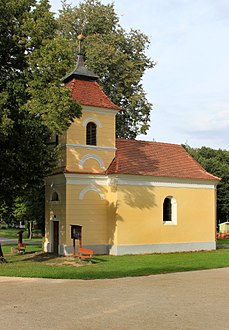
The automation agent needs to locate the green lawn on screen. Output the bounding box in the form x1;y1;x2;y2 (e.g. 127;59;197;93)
0;227;42;240
1;244;229;280
216;239;229;245
0;228;23;239
1;244;42;255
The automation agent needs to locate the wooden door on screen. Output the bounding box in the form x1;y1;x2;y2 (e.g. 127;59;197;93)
53;221;59;254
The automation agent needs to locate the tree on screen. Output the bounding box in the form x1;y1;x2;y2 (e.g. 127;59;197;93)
12;185;46;235
183;145;229;225
0;0;81;218
57;0;155;138
0;0;155;228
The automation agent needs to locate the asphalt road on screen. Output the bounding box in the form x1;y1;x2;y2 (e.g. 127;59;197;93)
0;268;229;330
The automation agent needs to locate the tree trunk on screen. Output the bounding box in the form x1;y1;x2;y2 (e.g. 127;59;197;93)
27;221;33;239
29;221;33;240
0;243;6;263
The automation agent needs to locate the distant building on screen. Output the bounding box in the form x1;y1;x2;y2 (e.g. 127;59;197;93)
219;222;229;233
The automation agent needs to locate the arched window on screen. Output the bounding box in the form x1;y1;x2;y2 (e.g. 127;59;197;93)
51;191;59;202
163;197;172;222
86;122;96;146
163;196;177;224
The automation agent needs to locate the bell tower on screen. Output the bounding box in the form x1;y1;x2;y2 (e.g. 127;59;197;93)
44;34;120;255
61;34;120;174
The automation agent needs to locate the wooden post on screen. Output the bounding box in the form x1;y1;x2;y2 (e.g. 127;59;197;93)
73;238;76;256
18;230;23;244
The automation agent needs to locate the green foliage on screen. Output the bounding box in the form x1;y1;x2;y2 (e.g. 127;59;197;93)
0;0;154;226
183;145;229;223
12;197;28;222
0;0;81;217
10;185;45;232
58;0;155;138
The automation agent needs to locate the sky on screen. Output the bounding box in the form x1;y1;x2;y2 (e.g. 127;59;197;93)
50;0;229;150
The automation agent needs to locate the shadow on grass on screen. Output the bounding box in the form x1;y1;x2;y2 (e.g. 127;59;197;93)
216;244;229;250
4;252;58;264
18;253;108;265
91;257;108;263
23;252;62;262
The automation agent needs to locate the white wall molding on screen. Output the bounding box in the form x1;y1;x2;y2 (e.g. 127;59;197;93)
82;105;119;115
64;173;217;189
113;175;217;189
82;117;102;128
79;154;105;170
65;174;109;186
79;184;105;200
65;144;116;151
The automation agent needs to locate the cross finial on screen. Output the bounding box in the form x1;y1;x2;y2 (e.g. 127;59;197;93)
77;33;85;54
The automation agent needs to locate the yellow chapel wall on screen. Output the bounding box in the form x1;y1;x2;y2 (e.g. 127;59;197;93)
66;110;116;147
64;183;108;246
44;175;67;251
114;182;217;246
65;106;117;173
57;179;118;254
44;176;116;254
106;184;119;247
44;102;118;254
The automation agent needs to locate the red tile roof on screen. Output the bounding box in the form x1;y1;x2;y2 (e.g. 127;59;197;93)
67;79;121;111
107;139;220;181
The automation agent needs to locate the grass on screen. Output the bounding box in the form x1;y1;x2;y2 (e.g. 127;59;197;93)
0;244;229;280
1;244;42;255
217;239;229;245
0;228;23;239
0;227;42;241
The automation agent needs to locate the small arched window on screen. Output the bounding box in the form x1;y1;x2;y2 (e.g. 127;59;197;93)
163;196;177;224
86;122;97;146
51;191;59;202
163;197;172;222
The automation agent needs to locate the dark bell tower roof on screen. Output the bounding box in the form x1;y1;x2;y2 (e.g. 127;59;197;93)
62;33;98;84
63;33;121;111
62;54;98;83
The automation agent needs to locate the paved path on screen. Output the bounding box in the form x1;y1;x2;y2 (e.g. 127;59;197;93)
0;236;18;245
0;236;41;245
0;268;229;330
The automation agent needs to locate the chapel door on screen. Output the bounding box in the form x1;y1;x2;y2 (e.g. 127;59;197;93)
53;221;59;254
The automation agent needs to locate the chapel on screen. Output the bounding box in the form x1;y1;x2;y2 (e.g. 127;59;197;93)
44;38;219;255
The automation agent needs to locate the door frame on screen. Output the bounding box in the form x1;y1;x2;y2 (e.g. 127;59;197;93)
50;218;59;254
